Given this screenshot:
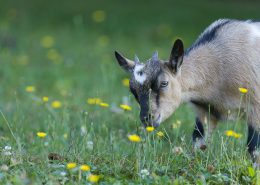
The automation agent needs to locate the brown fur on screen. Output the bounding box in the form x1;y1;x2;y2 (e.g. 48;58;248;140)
115;18;260;164
115;19;260;132
180;22;260;129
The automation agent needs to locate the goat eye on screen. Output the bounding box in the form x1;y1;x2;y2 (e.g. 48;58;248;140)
138;71;143;76
160;81;168;88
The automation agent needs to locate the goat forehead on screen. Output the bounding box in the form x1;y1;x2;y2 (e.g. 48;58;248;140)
131;60;162;92
134;60;161;81
133;64;146;84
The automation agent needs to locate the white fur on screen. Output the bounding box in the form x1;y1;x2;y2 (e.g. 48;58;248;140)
250;24;260;37
193;138;206;150
134;65;146;84
249;24;260;43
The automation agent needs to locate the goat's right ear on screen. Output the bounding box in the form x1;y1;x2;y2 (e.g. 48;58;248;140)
115;51;135;72
169;39;184;74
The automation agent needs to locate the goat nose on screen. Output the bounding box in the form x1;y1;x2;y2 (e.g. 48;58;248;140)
140;116;148;123
140;114;151;124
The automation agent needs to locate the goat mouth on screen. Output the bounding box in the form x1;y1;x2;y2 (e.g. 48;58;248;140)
152;114;161;127
143;114;161;128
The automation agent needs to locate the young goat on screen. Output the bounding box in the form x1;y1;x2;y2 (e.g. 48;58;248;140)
115;19;260;163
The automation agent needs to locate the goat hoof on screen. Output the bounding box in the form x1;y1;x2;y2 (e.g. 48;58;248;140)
199;144;207;150
193;138;207;151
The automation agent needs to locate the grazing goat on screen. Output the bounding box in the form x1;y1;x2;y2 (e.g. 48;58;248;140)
115;19;260;163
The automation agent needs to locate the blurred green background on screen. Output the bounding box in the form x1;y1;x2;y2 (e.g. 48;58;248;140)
1;0;259;127
0;0;259;183
1;0;260;112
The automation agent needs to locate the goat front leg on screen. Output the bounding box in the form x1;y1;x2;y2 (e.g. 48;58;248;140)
192;115;217;151
192;117;207;150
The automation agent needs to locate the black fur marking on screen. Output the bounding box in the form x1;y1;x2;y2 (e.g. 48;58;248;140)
191;100;221;120
115;51;134;72
130;84;139;103
129;60;163;125
149;61;162;86
139;93;150;123
185;19;231;55
192;117;204;142
150;72;161;107
247;125;260;155
150;72;160;91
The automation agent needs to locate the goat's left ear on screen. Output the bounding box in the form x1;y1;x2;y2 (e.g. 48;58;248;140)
115;51;135;73
169;39;184;74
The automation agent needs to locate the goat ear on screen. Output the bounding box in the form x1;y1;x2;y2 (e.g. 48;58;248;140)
115;51;135;73
169;39;184;74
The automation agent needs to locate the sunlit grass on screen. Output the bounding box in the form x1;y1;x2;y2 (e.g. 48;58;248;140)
0;35;256;185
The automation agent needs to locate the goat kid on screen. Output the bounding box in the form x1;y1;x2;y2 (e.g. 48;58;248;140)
115;19;260;164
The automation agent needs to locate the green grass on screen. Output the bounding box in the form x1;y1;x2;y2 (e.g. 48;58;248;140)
0;0;260;184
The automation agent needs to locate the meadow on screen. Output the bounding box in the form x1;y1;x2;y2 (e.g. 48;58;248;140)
1;0;260;184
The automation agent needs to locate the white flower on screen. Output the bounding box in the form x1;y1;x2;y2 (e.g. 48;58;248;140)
3;146;12;156
4;146;11;150
86;141;94;150
80;126;87;136
172;146;183;155
140;169;150;178
60;171;67;176
0;164;9;171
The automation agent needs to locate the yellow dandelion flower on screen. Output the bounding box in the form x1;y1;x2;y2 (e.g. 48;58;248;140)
233;133;242;139
225;130;242;139
42;96;49;102
239;87;248;94
146;126;155;132
172;124;179;129
37;132;47;138
17;55;29;66
157;131;164;137
176;120;181;125
128;134;141;142
97;35;109;46
122;78;130;87
87;98;102;105
66;162;77;170
46;49;63;63
63;133;68;139
99;102;109;107
92;10;106;23
80;164;90;171
51;101;62;109
41;35;54;48
88;174;100;183
25;86;35;93
120;104;132;111
225;130;236;137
